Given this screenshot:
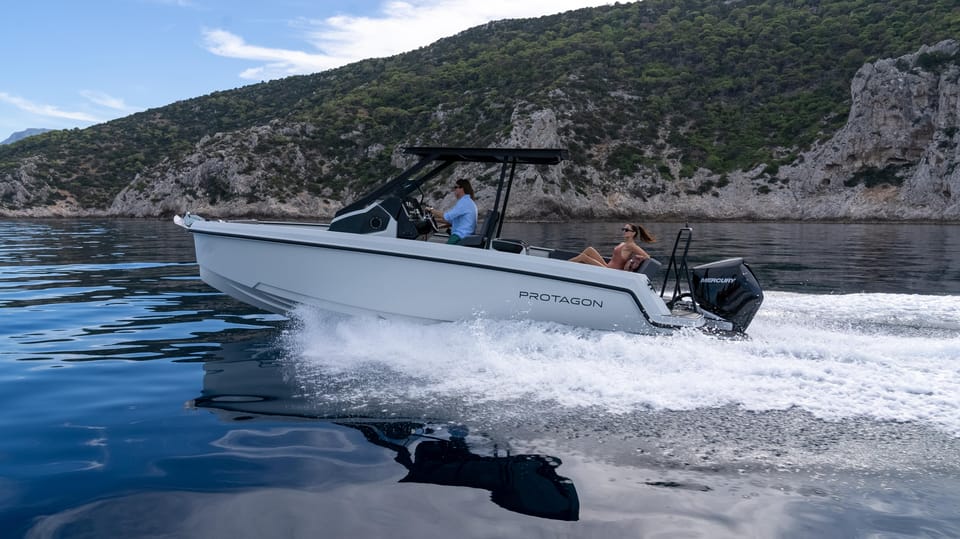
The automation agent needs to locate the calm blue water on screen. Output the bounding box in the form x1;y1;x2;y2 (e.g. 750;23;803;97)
2;218;959;538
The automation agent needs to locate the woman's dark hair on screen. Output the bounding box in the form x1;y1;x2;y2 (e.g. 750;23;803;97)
455;179;475;198
627;223;656;243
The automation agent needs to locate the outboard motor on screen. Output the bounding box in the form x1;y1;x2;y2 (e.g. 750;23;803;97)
691;258;763;333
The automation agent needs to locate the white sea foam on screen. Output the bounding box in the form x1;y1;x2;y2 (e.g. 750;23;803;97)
282;291;960;436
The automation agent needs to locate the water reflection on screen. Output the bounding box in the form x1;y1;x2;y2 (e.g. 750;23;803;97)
0;219;284;362
340;421;579;521
191;351;580;521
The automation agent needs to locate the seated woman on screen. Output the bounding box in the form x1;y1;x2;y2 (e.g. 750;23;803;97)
569;223;656;270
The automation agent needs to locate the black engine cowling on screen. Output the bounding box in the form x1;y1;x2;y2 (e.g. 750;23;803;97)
691;258;763;333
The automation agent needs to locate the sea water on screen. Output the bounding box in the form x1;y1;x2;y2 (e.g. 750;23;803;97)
1;219;958;538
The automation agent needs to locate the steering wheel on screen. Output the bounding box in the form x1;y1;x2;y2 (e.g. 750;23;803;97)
402;196;422;215
420;207;440;234
404;196;438;235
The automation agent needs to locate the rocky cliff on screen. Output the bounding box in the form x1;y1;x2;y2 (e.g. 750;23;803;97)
4;41;960;221
777;39;960;220
495;39;960;222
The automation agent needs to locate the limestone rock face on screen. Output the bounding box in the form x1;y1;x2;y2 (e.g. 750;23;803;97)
108;121;341;219
776;39;960;220
0;156;92;217
515;39;960;221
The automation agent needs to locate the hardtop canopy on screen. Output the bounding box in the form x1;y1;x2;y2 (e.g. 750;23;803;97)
336;147;567;217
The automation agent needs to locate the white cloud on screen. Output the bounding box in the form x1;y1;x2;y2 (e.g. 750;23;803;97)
203;29;335;79
0;92;101;123
80;90;135;112
205;0;615;81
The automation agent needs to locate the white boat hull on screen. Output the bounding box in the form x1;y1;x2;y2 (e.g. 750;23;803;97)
183;219;703;334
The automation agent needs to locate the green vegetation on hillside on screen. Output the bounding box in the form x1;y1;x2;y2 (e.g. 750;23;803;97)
2;0;958;209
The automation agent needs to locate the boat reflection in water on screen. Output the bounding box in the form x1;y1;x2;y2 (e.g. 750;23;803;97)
338;420;579;521
190;354;580;522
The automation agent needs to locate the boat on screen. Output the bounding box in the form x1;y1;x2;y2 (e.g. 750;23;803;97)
174;146;763;334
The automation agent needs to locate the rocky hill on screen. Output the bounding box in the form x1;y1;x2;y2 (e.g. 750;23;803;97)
1;129;52;145
1;0;959;221
638;39;960;221
102;41;960;221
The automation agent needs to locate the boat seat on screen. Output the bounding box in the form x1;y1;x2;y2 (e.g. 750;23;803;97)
491;238;526;253
459;210;499;248
548;249;582;260
634;257;662;279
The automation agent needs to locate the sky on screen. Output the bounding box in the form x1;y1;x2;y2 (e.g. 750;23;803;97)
1;0;616;140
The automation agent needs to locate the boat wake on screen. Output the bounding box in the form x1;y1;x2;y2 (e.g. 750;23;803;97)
280;291;960;438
